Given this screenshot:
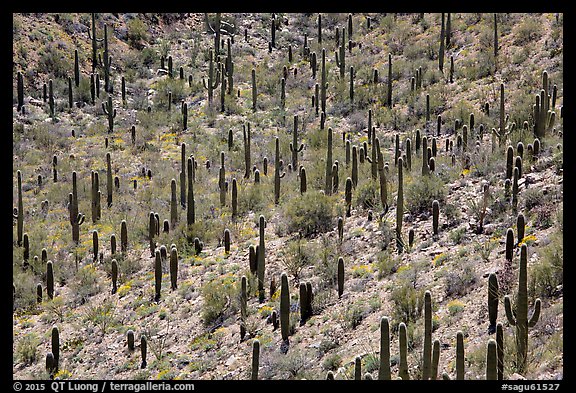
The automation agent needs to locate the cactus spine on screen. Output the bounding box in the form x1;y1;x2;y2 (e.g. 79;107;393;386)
258;215;266;303
378;316;391;380
504;243;541;374
280;272;290;341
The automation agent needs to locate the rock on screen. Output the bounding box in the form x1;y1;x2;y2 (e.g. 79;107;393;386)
224;355;236;367
509;373;526;380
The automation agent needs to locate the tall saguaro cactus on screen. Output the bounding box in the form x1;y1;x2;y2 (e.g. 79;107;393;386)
399;322;409;380
251;339;260;380
325;127;333;195
203;49;220;105
504;244;541;374
379;316;391;380
258;215;266;303
243;123;252;178
439;13;445;73
289;115;304;170
422;290;433;380
274;137;286;205
15;170;24;246
396;157;404;253
69;171;85;244
488;273;499;333
280;272;290;341
102;95;116;133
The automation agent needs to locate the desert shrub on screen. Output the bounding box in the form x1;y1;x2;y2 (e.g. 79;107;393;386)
389;278;425;325
375;249;400;279
282;238;312;280
37;41;71;79
283;191;336;237
405;174;446;215
126;17;149;47
69;264;101;304
200;273;238;328
355;179;379;210
15;332;40;365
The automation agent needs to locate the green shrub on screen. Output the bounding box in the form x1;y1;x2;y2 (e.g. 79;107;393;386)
200;274;238;327
15;333;40;365
355;179;378;210
405;174;446;215
283;191;336;237
126;17;149;47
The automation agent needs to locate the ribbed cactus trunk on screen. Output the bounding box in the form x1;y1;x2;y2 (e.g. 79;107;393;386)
456;331;465;380
351;146;358;188
290;115;304;170
422;290;433;380
69;172;85;244
154;249;162;301
243;123;251;179
378;317;391;380
274;137;285;205
325;127;333;195
106;153;113;207
258;215;266;303
17;71;24;112
149;212;156;257
170;246;178;290
170;179;178;229
16;170;23;246
337;257;344;298
280;272;290;341
387;53;392;107
486;339;498;380
251;339;260;380
321;48;327;114
488;273;499;333
504;244;541;374
399;322;409;380
251;68;257;111
396;157;404;253
187;158;195;226
439;13;445;72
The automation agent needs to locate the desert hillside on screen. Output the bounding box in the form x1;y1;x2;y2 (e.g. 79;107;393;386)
12;12;563;381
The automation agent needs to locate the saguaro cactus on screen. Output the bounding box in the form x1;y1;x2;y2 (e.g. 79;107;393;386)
504;244;541;373
432;200;440;236
46;261;54;299
120;220;128;253
337;257;345;298
351;145;358;188
243;123;252;178
187;158;195;226
51;325;60;371
345;177;353;217
203;49;220;105
170;246;178;290
154;249;162;301
488;273;499;334
387;53;393;107
111;259;118;294
300;167;307;194
231;178;238;220
496;322;504;380
486;339;498;380
321;48;327;114
251;339;260;380
149;212;156;257
106;153;113;207
396;157;404;253
290;115;304;170
399;322;409;380
379;316;391;380
251;68;257;111
218;152;227;207
15;170;24;246
422;290;433;380
325;127;333;195
69;172;85;244
258;215;266;303
280;272;290;341
439;13;445;73
102;95;117;133
141;335;147;368
170;179;178;229
456;330;465;380
274;137;286;205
